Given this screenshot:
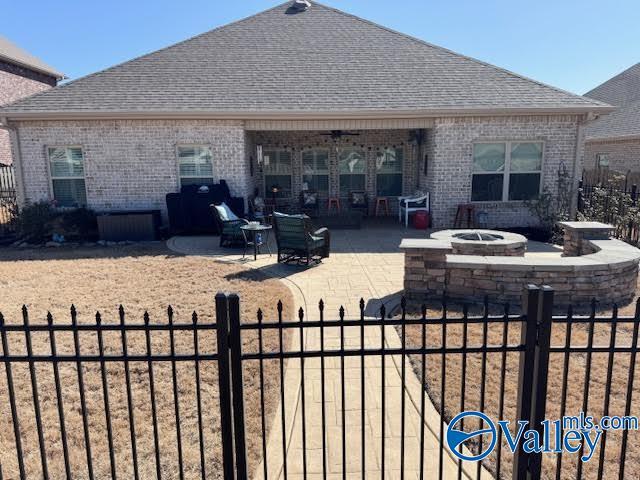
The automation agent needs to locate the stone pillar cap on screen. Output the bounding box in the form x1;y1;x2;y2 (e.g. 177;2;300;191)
399;239;452;250
557;221;615;231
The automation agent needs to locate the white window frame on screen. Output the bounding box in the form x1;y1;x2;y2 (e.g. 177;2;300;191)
262;149;293;197
471;141;545;202
338;148;367;195
302;148;330;193
47;145;87;208
375;146;404;197
596;153;609;168
176;144;214;187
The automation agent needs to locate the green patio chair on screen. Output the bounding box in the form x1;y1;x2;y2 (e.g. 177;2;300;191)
211;202;249;247
273;212;330;265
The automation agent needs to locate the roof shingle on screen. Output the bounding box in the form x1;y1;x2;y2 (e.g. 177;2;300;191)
1;1;609;118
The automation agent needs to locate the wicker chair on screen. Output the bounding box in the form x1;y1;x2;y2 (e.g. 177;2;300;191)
273;212;330;265
210;203;249;247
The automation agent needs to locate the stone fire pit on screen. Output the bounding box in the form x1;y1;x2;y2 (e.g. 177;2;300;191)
400;222;640;305
431;229;527;256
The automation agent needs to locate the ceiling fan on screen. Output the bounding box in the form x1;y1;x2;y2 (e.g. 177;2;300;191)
320;130;361;140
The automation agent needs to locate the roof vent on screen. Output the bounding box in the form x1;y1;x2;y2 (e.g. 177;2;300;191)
286;0;311;14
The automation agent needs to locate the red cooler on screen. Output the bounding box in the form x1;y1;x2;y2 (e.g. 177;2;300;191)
413;210;430;229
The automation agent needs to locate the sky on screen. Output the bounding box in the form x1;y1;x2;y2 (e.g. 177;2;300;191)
3;0;639;95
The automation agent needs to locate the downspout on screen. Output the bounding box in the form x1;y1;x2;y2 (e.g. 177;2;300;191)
0;117;26;207
569;114;588;220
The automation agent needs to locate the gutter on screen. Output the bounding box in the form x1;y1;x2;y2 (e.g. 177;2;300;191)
0;54;65;80
0;117;26;207
585;133;640;143
0;105;616;122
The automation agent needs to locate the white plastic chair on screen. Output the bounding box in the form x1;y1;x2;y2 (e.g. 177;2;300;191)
398;193;430;227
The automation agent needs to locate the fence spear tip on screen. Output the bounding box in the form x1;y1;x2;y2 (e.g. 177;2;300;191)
143;311;150;325
192;311;198;324
298;307;304;320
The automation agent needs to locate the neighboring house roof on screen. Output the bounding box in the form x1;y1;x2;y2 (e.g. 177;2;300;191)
0;1;610;120
585;63;640;141
0;35;64;80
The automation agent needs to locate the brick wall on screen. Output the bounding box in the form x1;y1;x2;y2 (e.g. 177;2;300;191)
14;119;249;221
0;60;56;165
584;138;640;173
426;115;582;228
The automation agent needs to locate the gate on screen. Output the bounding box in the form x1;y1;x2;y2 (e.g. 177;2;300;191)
1;286;638;480
0;164;17;239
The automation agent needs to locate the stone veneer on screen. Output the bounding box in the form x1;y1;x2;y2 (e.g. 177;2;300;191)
401;222;640;305
431;229;527;256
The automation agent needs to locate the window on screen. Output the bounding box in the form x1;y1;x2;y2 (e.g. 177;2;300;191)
471;142;543;202
597;154;609;168
178;146;214;186
302;150;329;192
376;147;403;196
339;149;366;195
48;147;87;207
263;150;292;197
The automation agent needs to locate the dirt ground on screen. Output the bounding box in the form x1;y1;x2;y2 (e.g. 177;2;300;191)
399;300;640;480
0;243;293;480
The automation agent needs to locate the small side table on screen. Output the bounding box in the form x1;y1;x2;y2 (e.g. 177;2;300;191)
327;197;341;215
375;197;390;216
240;224;273;260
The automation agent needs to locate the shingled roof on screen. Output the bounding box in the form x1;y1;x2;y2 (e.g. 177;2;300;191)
0;35;64;80
0;1;610;120
585;63;640;141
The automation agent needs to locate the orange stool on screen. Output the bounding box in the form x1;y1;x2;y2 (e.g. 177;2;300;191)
375;197;390;216
327;197;341;215
454;203;476;228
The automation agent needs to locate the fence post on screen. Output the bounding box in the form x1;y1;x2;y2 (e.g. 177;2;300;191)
512;285;540;480
576;179;584;216
215;293;235;480
528;286;554;479
228;293;248;480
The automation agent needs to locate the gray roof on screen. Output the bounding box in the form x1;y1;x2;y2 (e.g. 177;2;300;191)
0;35;64;80
1;1;609;119
585;63;640;141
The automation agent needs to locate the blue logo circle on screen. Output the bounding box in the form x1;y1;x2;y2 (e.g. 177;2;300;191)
446;411;497;462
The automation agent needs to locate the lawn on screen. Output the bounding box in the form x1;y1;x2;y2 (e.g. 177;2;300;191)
400;300;640;480
0;243;293;480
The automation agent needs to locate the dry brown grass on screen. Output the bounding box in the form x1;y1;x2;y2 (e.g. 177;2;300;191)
0;244;293;480
399;301;640;480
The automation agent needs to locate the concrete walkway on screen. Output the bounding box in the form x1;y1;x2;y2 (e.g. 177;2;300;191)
168;224;554;479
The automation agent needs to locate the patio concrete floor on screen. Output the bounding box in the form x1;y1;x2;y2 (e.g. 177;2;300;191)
167;223;559;480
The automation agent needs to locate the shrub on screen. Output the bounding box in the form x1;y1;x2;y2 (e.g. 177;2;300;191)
15;201;97;243
526;164;572;244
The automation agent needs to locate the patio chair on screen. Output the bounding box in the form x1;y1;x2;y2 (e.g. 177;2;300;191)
273;212;330;265
299;190;320;218
211;202;249;247
348;191;368;217
399;193;430;227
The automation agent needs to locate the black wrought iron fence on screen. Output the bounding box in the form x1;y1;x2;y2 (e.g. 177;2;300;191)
0;165;17;239
577;180;640;244
1;287;639;480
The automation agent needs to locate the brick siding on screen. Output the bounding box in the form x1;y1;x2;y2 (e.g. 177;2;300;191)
14;119;250;221
426;115;582;228
584;138;640;173
11;115;583;228
0;60;56;165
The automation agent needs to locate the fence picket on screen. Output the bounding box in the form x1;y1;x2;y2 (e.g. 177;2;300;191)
0;288;638;480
